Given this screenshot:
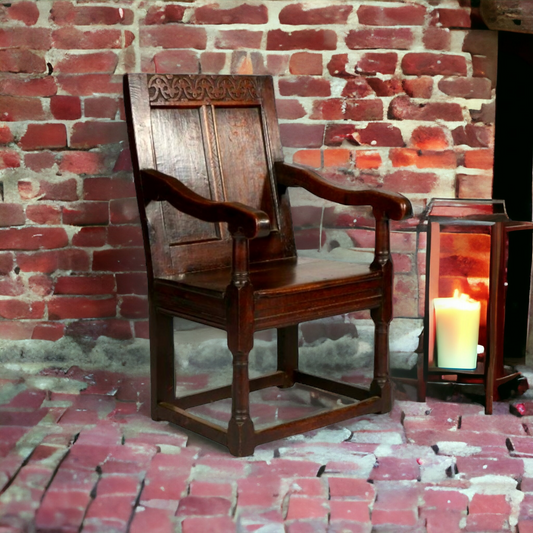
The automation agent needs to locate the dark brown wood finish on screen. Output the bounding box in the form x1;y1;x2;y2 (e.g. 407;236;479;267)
124;73;413;456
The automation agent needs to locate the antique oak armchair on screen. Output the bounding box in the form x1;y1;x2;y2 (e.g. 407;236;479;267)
124;74;413;456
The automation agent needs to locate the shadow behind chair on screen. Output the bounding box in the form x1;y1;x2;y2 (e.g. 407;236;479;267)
124;74;413;456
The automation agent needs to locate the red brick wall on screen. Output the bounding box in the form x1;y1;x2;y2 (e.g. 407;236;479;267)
0;1;496;345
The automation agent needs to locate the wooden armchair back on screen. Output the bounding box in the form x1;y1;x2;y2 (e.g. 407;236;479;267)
124;74;297;278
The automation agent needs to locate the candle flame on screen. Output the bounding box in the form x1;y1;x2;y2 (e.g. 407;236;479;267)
452;288;478;304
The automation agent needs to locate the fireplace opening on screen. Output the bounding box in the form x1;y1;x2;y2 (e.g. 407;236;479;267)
493;31;533;364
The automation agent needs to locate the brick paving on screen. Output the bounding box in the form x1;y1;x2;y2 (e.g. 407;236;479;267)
1;365;533;532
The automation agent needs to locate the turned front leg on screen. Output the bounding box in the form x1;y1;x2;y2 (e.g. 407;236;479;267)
226;236;256;456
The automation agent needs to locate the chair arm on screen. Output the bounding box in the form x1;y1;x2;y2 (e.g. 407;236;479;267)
140;169;271;239
275;162;413;221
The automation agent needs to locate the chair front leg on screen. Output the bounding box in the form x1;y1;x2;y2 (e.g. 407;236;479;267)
226;235;256;457
277;324;299;387
149;306;175;420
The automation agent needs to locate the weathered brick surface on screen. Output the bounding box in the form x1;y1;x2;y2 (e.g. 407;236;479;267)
0;0;495;344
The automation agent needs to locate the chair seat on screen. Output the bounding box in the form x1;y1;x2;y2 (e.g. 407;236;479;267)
155;257;384;330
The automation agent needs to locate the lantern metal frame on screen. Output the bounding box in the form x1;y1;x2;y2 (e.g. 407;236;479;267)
419;198;532;414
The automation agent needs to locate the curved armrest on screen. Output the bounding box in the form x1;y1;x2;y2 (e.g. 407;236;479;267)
140;169;270;239
275;162;413;221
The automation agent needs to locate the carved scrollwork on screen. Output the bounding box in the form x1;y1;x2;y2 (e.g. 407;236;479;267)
148;74;259;104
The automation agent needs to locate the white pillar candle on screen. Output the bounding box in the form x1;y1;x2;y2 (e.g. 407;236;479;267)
433;290;481;370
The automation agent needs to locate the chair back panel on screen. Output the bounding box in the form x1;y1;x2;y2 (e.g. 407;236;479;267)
125;74;296;278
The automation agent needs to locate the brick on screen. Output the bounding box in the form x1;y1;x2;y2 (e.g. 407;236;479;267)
423;489;468;510
119;295;148;319
116;273;148;295
411;126;449;150
342;79;374;98
464;513;508;532
144;4;186;25
84;97;119;119
28;274;54;296
65;319;132;341
402;53;467;76
464;149;493;169
0;228;68;251
0;76;56;97
72;226;107;247
59;151;107;175
423;27;451;51
452;125;492;148
0;49;45;73
372;508;418;527
324;149;352;168
0;253;13;275
286;496;329;520
181;516;235;533
280;124;324;148
390;148;457;169
358;4;426;25
469;494;511;515
63;203;109;226
433;8;471;28
54;275;115;295
328;478;375;501
366;77;403;97
279;76;330;97
26;205;62;225
16;249;90;273
5;1;40;26
50;95;82;120
19;124;67;151
55;52;119;74
0;125;12;144
0;96;45;121
346;28;413;50
355;150;381;169
383;170;438;194
0;27;51;49
216;30;264;51
152;50;199;74
389;96;464;121
345;100;383;121
48;296;117;320
356;52;397;75
403;77;433;98
329;500;370;522
200;52;226;74
438;77;492;99
0;299;44;319
109;198;139;225
57;74;121;96
70;121;127;149
134;321;149;339
176;495;232;516
267;29;336;51
352;123;404;147
51;3;133;26
324;124;356;146
93;248;146;272
83;177;135;201
455;455;524;480
194;3;267;24
0;276;24;296
424;509;462;533
0;149;20;169
0;204;24;227
25;152;57;172
327;54;351;78
457;173;492;199
24;179;78;202
289;52;322;75
0;321;35;340
130;507;174;533
107;225;142;247
140;26;207;49
280;4;352;25
52;28;122;49
276;99;306;120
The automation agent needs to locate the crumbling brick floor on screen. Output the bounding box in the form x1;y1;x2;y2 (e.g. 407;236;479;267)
2;365;533;533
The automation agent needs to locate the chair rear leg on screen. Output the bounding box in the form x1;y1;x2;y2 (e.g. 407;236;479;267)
370;303;392;413
149;307;175;420
277;324;299;388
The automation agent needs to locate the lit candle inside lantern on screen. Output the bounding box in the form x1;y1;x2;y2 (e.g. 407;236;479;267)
433;289;481;370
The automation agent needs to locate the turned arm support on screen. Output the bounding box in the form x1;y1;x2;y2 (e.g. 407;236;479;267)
275;162;413;269
140;169;271;239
